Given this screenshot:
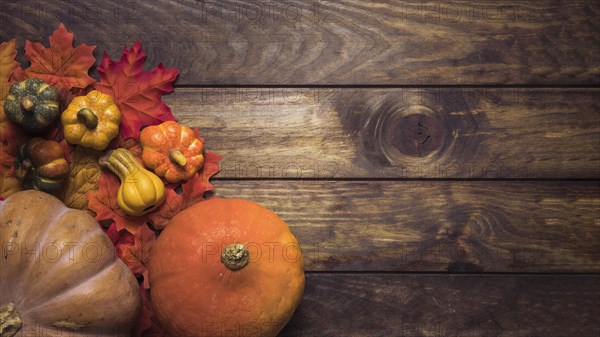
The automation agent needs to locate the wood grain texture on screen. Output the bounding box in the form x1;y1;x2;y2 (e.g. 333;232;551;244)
2;0;599;85
279;274;600;337
167;88;600;179
210;180;600;272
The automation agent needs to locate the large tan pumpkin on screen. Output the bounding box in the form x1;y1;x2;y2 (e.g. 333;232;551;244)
0;190;141;337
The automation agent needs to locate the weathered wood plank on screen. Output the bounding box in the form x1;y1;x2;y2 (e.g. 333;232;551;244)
2;1;599;85
279;274;600;337
209;180;600;272
168;88;600;179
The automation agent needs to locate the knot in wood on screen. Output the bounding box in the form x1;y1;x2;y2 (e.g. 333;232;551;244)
375;104;449;165
390;114;444;157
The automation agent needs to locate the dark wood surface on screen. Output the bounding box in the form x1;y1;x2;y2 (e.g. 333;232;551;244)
3;0;599;85
280;274;600;337
168;88;600;179
3;1;599;336
214;181;600;273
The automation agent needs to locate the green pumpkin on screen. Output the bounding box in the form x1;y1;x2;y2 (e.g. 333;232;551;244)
3;78;60;133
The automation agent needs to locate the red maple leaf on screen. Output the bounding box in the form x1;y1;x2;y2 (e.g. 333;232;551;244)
23;23;96;92
103;222;167;336
111;136;143;160
60;85;94;110
86;171;150;234
118;224;156;289
148;174;207;230
102;221;122;246
9;66;26;83
148;151;222;230
199;150;223;187
135;286;169;337
94;41;178;139
102;221;135;252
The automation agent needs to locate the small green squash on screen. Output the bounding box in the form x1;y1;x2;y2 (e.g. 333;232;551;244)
3;78;60;133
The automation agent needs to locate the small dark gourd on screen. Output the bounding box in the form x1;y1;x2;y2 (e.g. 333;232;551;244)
15;137;70;193
3;78;60;133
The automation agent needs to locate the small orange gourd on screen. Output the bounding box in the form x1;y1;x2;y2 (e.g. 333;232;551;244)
149;198;305;337
139;121;204;183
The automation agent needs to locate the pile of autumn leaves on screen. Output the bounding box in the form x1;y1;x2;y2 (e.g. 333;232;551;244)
0;24;221;336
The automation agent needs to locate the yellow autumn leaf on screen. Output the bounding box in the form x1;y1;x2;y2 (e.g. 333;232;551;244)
60;146;102;210
1;39;25;175
0;167;21;197
0;39;19;101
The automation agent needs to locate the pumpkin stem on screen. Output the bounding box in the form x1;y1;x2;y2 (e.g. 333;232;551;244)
99;149;131;180
221;243;249;271
98;150;112;168
0;303;23;337
169;149;188;167
15;159;32;181
77;108;99;129
20;96;35;111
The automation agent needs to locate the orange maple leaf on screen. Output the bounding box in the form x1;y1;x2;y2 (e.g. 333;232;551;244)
23;23;96;92
1;39;28;169
94;41;178;139
148;151;222;230
199;150;222;187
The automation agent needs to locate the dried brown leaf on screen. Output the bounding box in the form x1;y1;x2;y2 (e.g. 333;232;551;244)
61;146;102;210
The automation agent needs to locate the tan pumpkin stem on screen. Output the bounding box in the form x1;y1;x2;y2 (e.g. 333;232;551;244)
20;96;35;111
0;303;23;337
169;149;188;167
77;108;99;129
221;243;249;271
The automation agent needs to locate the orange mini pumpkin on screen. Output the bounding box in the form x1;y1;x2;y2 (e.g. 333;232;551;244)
139;121;204;183
149;198;305;337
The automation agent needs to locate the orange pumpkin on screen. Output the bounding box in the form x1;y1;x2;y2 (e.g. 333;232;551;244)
139;121;204;183
149;198;305;337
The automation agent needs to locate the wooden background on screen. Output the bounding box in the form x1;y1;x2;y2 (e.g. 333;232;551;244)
3;1;599;336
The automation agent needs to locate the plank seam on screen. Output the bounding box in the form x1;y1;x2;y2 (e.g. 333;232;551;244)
174;84;600;89
304;271;600;276
212;177;600;182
